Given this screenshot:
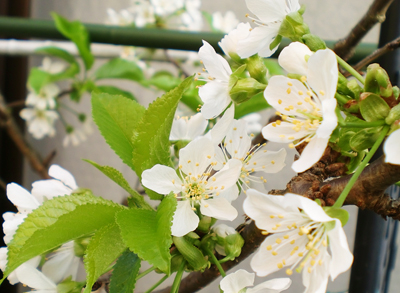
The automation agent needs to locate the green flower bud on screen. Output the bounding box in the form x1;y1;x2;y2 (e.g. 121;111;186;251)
173;236;208;271
245;54;268;84
365;64;393;97
279;12;310;42
347;79;362;100
213;224;244;261
337;73;355;97
229;77;267;104
197;216;217;233
386;103;400;125
302;34;326;51
393;86;400;99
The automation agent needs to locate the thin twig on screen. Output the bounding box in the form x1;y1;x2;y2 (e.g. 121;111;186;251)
0;93;50;179
353;36;400;71
334;0;394;60
163;50;190;78
42;150;57;168
6;99;25;108
0;177;6;190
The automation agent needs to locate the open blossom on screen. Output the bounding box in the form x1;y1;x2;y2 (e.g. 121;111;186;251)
20;108;59;139
180;0;203;31
384;128;400;165
63;127;87;147
197;40;232;119
219;22;251;59
262;48;338;173
220;269;291;293
142;136;241;237
278;42;313;75
244;189;353;293
237;0;300;58
106;8;135;26
39;57;66;74
170;112;208;141
212;11;239;33
151;0;184;16
26;83;60;110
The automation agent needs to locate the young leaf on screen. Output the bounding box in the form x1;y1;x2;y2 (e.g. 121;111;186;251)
116;194;177;274
132;76;193;199
51;13;94;70
2;194;125;281
94;85;137;101
35;46;78;64
94;58;144;81
83;160;152;210
359;94;390;122
109;250;141;293
83;223;126;293
92;92;145;171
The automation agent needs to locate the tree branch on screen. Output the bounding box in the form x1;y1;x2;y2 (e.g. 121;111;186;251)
0;93;50;179
334;0;394;60
352;36;400;71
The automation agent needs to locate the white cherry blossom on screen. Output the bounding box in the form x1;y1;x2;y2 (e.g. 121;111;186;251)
39;57;66;74
106;8;135;26
384;128;400;165
262;49;338;173
237;0;301;58
25;83;60;110
213;224;237;256
212;11;239;34
151;0;184;16
20;108;59;139
170;112;208;141
181;0;203;31
197;40;232;119
243;189;353;293
278;42;313;75
63;128;87;147
219;22;251;59
220;269;291;293
142;136;241;237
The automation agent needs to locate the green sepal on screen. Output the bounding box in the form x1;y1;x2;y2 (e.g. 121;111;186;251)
197;216;217;233
349;127;382;152
347;79;362;100
323;207;349;227
346;150;366;174
245;55;268;84
269;35;283;52
279;12;309;42
364;64;393;97
343;100;360;114
393;86;400;99
57;277;85;293
337;73;356;98
172;236;208;271
302;34;326;51
386;103;400;125
359;93;390;122
229;77;267;104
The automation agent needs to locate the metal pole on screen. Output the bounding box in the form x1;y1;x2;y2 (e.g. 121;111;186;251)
349;1;400;292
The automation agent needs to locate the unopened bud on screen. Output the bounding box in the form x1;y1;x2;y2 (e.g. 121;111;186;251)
173;236;208;271
245;54;268;84
212;224;244;260
197;216;216;233
229;77;267;104
347;79;362;100
365;64;393;97
302;34;326;51
279;12;310;42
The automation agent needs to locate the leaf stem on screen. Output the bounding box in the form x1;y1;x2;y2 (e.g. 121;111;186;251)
144;274;169;293
204;247;226;277
333;125;390;207
335;92;349;104
136;266;155;280
170;260;186;293
336;55;365;85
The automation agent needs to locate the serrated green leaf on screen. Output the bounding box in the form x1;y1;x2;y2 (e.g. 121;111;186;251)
35;46;77;64
132;76;193;200
83;223;126;293
234;92;270;119
51;13;94;70
109;250;141;293
116;194;176;274
92;92;146;171
94;85;137;101
83;160;152;210
94;58;144;81
359;94;390;122
2;194;125;281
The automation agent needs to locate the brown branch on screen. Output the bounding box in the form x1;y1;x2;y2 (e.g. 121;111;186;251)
0;177;6;190
353;36;400;71
334;0;394;60
0;93;50;179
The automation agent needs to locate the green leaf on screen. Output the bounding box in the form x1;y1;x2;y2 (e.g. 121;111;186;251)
94;85;137;101
359;94;390;122
109;250;141;293
51;13;94;70
2;194;125;281
94;58;144;81
83;223;126;293
132;76;193;200
349;127;382;152
35;46;77;64
116;194;177;274
323;207;349;226
92;92;146;171
234;92;270;119
83;160;152;210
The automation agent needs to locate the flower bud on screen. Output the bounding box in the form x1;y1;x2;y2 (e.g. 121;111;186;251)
279;12;310;42
73;237;90;257
302;34;326;51
212;224;244;260
197;216;217;233
365;64;393;98
245;54;268;84
393;86;400;99
229;77;267;104
173;236;208;271
347;79;362;100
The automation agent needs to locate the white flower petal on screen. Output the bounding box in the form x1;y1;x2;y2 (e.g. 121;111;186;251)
16;263;57;290
226;120;252;160
328;220;353;280
245;0;286;22
316;99;338;138
171;200;199;237
248;147;286;173
219;22;252;56
179;137;214;176
198;40;232;81
48;165;78;190
284;193;333;223
142;165;183;195
384;129;400;165
279;42;313;75
6;183;39;212
3;212;27;244
200;197;238;221
247;278;292;293
208;159;242;192
31;179;73;203
170;118;187;141
218;184;239;202
186;113;208;140
220;269;255;293
207;105;234;145
291;136;329;173
302;252;330;293
262;122;312;143
199;82;231;119
237;26;280;58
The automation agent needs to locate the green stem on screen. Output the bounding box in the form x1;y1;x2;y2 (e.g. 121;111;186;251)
336;55;365;85
144;275;169;293
333;125;390;207
136;266;155;280
170;260;186;293
218;256;231;264
335;92;349;104
204;247;226;277
341;120;386;128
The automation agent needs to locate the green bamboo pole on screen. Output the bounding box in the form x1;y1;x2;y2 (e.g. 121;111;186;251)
0;16;377;62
